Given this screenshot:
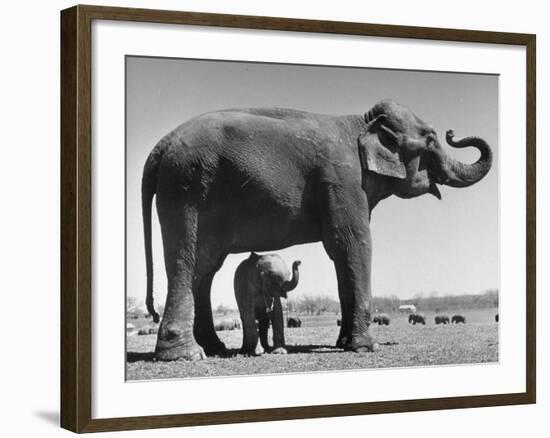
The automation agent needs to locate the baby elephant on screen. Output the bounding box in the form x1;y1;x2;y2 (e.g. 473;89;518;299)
234;253;301;356
451;314;466;324
435;314;450;325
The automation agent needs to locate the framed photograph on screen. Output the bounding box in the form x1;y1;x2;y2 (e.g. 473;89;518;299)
60;4;536;433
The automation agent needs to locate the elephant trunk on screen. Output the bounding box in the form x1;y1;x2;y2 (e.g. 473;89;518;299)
435;130;493;188
282;260;301;294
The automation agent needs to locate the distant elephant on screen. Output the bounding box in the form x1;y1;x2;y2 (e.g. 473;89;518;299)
142;100;493;360
409;313;426;325
373;313;390;325
435;315;450;325
287;316;302;328
138;326;158;335
214;318;240;331
451;314;466;324
234;253;300;355
495;314;499;322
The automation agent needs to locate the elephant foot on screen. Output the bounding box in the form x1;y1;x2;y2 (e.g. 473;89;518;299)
195;326;227;357
240;344;264;357
271;347;288;355
155;342;206;361
346;343;380;353
336;335;348;349
155;326;206;361
202;340;228;357
344;334;379;353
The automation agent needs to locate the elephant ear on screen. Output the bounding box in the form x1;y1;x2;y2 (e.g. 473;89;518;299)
358;115;407;179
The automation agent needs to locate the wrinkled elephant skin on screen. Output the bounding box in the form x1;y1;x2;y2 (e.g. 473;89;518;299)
142;100;493;360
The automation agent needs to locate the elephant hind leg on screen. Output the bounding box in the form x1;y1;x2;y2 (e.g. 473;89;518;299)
193;254;228;356
155;205;205;361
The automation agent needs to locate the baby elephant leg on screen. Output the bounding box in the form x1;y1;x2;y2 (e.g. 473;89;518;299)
271;297;287;354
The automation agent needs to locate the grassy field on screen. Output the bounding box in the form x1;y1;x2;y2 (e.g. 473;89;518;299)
126;308;498;380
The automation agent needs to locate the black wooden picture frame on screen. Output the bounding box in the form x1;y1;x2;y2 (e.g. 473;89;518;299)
61;4;536;432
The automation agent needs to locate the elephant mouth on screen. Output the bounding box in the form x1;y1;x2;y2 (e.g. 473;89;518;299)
428;180;442;200
425;159;443;199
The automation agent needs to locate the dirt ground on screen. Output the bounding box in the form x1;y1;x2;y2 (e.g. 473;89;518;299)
126;308;498;380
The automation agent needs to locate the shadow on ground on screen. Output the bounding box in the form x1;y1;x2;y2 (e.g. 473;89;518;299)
286;344;342;354
126;344;344;362
126;351;155;362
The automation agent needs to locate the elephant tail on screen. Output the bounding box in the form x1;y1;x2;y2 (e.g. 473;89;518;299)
142;149;161;323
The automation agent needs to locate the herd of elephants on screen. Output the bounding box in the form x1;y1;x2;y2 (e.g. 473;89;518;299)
141;99;493;361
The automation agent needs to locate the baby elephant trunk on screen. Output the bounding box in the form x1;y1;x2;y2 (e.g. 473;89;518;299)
281;260;301;297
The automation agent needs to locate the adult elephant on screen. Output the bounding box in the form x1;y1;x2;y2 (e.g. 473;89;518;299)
143;99;493;360
234;253;300;355
435;315;450;325
287;316;302;328
409;313;426;325
452;314;466;324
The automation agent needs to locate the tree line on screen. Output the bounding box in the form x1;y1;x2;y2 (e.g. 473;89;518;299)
371;289;499;314
287;289;499;315
127;289;498;318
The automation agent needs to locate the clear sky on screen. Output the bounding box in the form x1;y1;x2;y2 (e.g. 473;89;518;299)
126;56;498;309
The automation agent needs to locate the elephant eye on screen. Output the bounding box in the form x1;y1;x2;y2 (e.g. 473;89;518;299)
425;133;437;146
379;124;399;146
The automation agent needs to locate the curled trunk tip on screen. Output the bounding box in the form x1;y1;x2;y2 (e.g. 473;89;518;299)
282;260;301;293
439;130;493;188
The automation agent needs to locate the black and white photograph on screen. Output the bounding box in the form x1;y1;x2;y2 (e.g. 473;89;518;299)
125;56;499;380
2;0;544;434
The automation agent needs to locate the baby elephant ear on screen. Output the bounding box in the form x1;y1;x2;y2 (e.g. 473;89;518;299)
358;115;407;179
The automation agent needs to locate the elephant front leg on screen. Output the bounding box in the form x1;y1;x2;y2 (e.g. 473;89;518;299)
257;309;271;352
326;225;377;353
271;297;287;354
320;181;376;352
239;303;264;356
336;287;353;348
